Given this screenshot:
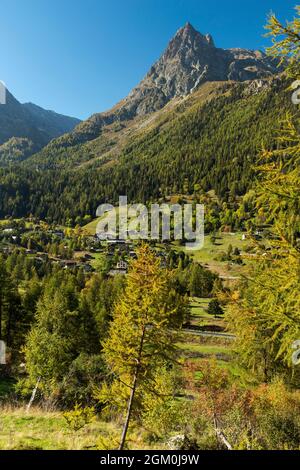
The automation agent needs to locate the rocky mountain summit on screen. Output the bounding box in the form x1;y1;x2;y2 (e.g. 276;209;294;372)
46;22;280;150
122;22;279;117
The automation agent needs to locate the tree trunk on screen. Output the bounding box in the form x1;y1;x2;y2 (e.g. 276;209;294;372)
215;427;233;450
119;327;145;450
26;377;41;412
213;414;232;450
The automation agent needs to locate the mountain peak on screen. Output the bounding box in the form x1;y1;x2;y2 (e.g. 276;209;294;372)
178;22;202;37
31;23;283;155
162;23;215;64
173;22;215;48
182;21;196;32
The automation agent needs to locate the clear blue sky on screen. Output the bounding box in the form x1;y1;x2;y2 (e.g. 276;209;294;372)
0;0;297;119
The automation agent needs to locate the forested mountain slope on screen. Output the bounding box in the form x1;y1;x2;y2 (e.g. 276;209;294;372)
25;22;280;169
0;76;293;224
0;21;286;223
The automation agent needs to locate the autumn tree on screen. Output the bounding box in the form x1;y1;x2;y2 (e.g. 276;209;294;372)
186;361;300;449
265;5;300;78
99;245;187;450
227;6;300;379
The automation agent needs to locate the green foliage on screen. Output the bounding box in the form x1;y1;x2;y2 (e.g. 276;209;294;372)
141;367;188;440
227;7;300;381
207;299;224;318
20;272;101;400
0;255;25;358
189;263;217;297
0;138;35;165
58;353;106;408
175;262;217;297
63;404;95;432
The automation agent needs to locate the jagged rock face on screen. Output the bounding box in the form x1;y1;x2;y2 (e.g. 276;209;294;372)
39;22;281;150
121;22;279;117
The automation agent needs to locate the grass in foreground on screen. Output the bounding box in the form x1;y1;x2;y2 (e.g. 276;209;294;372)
0;407;163;450
177;341;231;356
0;408;102;450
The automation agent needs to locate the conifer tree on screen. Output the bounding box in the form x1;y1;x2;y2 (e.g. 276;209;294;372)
0;255;23;356
100;245;186;450
208;299;224;319
228;6;300;378
22;273;100;399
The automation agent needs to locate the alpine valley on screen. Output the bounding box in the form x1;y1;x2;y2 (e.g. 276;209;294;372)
0;9;300;452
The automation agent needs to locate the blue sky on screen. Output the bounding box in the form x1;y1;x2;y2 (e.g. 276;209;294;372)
0;0;297;119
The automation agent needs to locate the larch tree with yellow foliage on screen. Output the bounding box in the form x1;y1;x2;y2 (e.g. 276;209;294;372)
227;6;300;381
99;245;187;450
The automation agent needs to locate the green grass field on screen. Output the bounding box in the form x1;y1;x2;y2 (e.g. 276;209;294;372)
176;296;248;391
82;207;137;236
82;218;101;235
0;407;167;450
173;232;251;278
177;341;231;356
90;252;107;270
188;297;227;329
0;408;117;450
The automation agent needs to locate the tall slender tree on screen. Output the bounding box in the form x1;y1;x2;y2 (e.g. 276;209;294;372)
100;245;186;450
228;6;300;378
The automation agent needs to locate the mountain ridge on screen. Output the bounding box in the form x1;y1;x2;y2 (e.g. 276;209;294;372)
0;89;80;163
122;22;280;116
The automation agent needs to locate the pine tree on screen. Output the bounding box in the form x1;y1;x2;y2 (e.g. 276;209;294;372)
208;299;224;319
0;255;23;357
0;257;8;341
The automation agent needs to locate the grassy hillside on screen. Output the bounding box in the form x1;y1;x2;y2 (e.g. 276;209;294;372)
173;232;250;278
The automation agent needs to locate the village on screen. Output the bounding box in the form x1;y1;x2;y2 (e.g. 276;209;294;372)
0;217;170;277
